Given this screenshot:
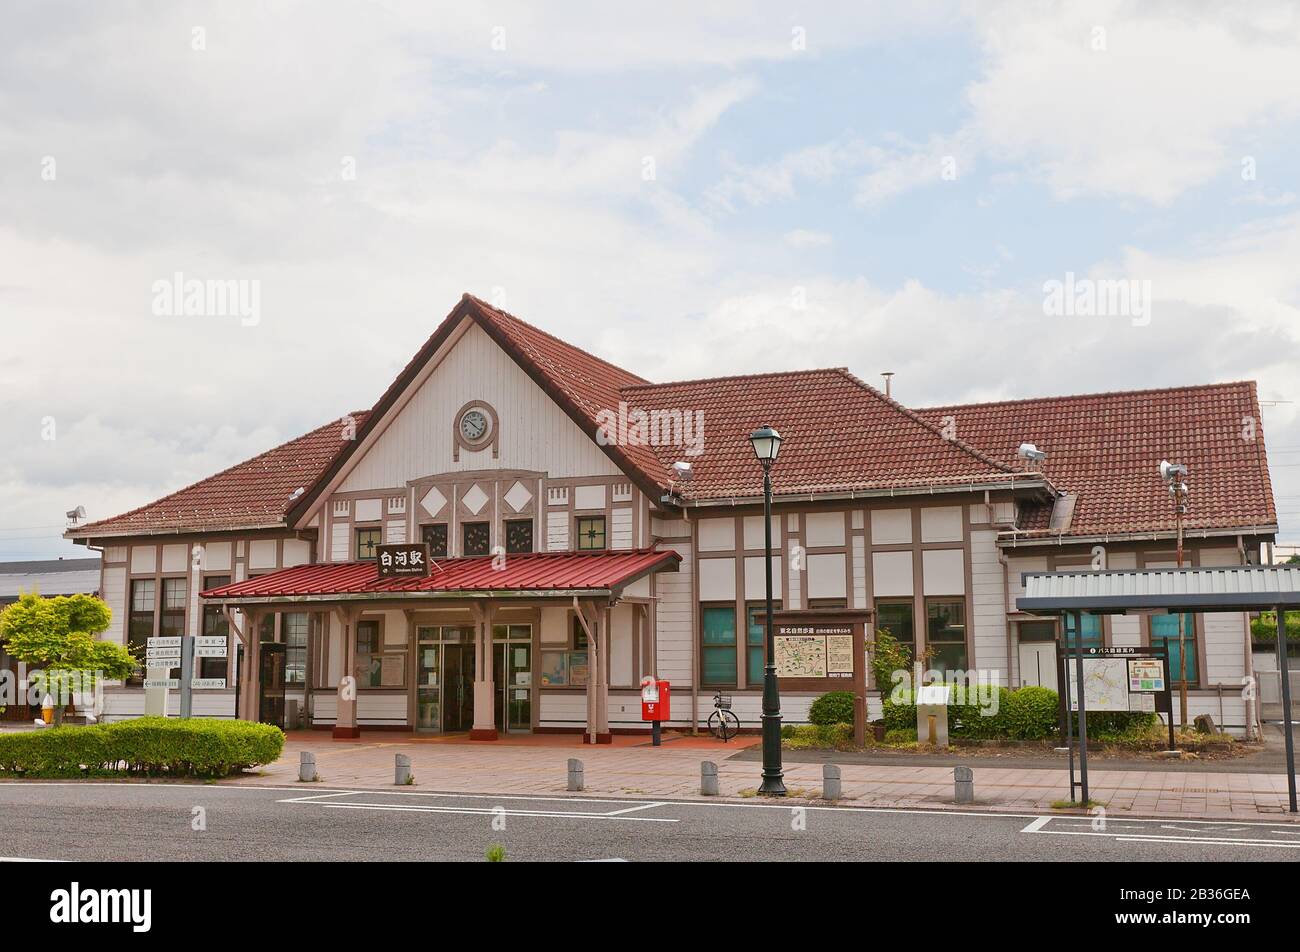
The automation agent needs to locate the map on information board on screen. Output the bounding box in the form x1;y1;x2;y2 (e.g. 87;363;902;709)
774;634;827;678
1067;658;1130;712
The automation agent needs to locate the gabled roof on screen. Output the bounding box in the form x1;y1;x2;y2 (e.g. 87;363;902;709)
920;381;1277;541
71;413;369;538
622;368;1031;501
201;549;679;603
287;294;668;524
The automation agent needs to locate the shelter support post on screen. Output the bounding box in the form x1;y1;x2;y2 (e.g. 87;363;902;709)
1278;603;1297;813
1060;616;1076;801
1072;609;1090;805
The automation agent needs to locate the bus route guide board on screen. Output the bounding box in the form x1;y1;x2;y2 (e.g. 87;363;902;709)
1061;645;1172;716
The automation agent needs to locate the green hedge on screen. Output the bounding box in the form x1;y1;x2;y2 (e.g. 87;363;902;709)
0;717;285;778
883;686;1159;743
782;723;854;750
1065;710;1159;741
883;684;1159;742
1251;611;1300;645
1001;686;1060;739
808;691;856;726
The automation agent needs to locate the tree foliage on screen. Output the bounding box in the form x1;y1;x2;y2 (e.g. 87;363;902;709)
0;592;137;692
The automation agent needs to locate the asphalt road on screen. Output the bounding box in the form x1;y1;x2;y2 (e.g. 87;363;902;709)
1;782;1298;862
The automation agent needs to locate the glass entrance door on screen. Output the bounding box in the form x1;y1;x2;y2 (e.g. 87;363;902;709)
258;642;286;728
492;625;532;733
442;643;475;733
415;626;476;732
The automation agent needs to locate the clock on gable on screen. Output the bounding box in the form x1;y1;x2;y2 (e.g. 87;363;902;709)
460;408;489;442
452;400;500;460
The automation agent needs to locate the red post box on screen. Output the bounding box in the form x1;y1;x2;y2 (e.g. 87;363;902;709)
640;678;670;722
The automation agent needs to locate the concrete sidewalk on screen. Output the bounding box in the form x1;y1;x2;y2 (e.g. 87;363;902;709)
225;733;1300;821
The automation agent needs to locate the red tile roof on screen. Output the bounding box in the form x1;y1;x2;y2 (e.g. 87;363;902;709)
465;296;669;491
201;549;679;600
919;381;1277;539
621;368;1028;500
73;294;1278;546
72;413;369;538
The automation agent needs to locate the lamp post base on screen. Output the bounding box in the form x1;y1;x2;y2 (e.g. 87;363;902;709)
758;709;786;797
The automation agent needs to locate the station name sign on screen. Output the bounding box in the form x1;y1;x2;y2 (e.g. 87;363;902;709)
377;543;431;578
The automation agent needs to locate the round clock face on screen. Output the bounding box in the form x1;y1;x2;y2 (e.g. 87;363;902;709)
459;408;489;443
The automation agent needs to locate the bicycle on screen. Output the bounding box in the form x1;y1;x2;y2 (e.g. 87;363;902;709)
708;692;741;741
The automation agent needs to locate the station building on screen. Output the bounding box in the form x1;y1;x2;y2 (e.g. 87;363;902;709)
66;294;1279;737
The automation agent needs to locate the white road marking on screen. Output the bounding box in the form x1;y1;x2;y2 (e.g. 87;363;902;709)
8;781;1300;832
307;800;679;822
1115;835;1300;849
605;801;668;816
0;856;61;862
277;790;367;803
1022;816;1300;849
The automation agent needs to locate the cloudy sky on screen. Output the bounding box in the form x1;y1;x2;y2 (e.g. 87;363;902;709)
3;0;1299;559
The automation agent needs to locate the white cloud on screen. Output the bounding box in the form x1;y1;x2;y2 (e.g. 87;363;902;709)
783;229;833;247
967;0;1300;204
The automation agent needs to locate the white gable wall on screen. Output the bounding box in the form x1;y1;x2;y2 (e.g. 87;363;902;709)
339;321;623;493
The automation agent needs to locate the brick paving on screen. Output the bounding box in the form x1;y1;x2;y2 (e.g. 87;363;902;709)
223;731;1300;820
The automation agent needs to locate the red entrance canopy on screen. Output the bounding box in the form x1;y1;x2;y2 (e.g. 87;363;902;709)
200;548;680;603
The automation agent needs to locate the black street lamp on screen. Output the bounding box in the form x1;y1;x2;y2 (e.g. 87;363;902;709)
749;424;786;797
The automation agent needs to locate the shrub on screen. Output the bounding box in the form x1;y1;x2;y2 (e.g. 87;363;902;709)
782;723;854;750
1066;710;1158;742
1251;611;1300;645
0;717;285;778
867;627;932;695
808;691;856;726
1001;686;1060;739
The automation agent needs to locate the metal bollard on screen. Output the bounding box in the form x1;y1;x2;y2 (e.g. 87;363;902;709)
700;760;719;796
823;763;842;801
954;765;974;803
395;753;412;785
299;751;316;782
567;757;584;792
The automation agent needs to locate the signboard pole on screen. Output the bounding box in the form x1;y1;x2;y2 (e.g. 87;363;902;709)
1277;603;1297;813
179;635;195;719
1059;622;1076;801
1160;642;1175;752
1072;610;1090;804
